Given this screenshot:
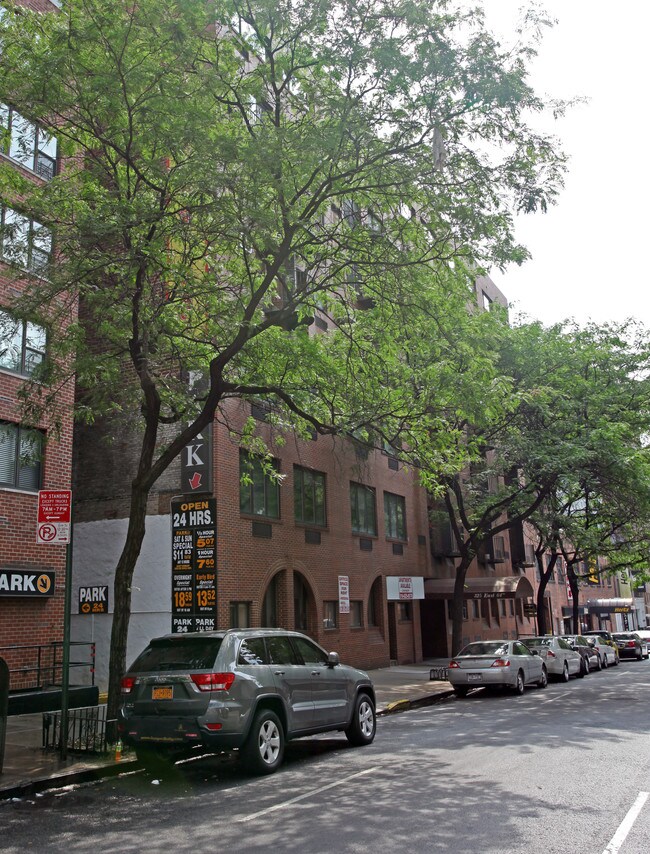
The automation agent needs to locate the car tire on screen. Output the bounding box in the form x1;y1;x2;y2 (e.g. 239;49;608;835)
537;666;548;689
561;662;570;682
242;708;285;775
602;654;608;669
514;670;525;695
453;687;469;698
578;656;587;678
345;692;376;746
596;654;602;671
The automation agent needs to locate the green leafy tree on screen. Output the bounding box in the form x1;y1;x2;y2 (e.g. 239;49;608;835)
0;0;567;724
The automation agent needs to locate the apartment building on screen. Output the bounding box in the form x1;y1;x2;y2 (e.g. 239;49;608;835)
0;0;74;690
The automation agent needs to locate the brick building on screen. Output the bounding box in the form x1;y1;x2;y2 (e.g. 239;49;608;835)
0;0;75;691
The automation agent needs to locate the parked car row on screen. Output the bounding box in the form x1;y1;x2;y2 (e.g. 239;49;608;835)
448;630;649;698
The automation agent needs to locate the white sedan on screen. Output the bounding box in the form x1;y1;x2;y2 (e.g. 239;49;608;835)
586;635;619;668
521;636;583;681
448;640;547;697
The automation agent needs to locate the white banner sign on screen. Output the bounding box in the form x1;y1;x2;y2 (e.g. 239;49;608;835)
338;575;350;614
386;576;425;601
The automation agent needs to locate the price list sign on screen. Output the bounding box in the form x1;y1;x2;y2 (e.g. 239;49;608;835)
171;497;217;633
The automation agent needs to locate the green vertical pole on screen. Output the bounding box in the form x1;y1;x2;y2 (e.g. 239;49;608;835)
59;536;74;760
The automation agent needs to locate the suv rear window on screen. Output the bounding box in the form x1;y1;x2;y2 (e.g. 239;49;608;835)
128;637;223;672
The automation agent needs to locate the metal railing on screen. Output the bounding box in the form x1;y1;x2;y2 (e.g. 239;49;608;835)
0;641;96;691
42;704;109;754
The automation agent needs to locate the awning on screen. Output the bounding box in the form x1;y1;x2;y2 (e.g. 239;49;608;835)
424;575;535;601
584;597;634;615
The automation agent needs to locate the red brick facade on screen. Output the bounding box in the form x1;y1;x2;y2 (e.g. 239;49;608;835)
0;0;74;690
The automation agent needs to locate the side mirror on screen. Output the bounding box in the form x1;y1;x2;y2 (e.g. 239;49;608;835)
327;651;340;668
531;649;539;656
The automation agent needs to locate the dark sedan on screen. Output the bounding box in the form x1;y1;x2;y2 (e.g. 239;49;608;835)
612;632;645;661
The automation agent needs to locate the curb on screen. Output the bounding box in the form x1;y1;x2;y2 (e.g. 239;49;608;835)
377;689;455;716
0;758;140;802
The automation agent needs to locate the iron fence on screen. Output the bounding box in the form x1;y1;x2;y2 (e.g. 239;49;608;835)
0;641;96;692
42;704;109;754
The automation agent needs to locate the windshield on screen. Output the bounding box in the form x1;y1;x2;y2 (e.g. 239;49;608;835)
523;638;552;647
128;637;223;672
458;642;509;657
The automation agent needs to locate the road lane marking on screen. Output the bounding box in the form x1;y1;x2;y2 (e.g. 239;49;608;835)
236;767;379;823
601;791;649;854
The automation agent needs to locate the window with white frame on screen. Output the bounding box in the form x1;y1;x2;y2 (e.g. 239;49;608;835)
1;104;57;179
0;309;46;376
0;206;52;273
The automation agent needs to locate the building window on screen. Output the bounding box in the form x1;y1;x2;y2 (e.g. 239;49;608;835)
0;206;52;273
350;600;363;628
499;599;507;617
230;601;251;628
0;421;43;490
239;451;280;518
0;309;46;376
472;599;480;619
350;481;377;536
294;466;326;526
398;601;412;621
383;491;406;541
1;104;58;179
323;600;338;629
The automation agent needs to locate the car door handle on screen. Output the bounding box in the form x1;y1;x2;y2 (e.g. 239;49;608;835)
311;671;321;676
274;670;285;676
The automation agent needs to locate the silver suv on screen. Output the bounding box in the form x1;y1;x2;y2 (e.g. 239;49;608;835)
118;628;376;775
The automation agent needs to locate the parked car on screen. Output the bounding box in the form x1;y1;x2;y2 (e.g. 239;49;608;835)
582;630;620;662
612;632;646;661
119;629;376;775
585;635;618;668
632;629;650;658
521;636;583;681
561;635;600;675
448;640;547;697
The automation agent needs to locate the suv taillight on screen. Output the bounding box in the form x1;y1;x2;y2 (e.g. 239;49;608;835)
121;676;136;694
191;672;236;692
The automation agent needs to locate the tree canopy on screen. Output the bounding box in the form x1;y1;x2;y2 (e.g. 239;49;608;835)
0;0;568;720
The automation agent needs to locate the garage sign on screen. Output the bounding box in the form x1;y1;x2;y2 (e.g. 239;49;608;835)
78;585;109;614
0;569;55;597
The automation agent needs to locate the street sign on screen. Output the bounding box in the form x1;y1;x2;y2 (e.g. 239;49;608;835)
37;489;72;545
180;426;212;494
78;585;109;614
0;569;55;597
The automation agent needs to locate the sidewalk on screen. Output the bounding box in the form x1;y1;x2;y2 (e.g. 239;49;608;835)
0;660;453;800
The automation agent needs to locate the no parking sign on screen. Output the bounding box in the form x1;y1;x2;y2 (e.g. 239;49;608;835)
36;490;72;544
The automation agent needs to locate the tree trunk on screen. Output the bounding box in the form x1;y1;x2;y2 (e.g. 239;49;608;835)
451;558;472;656
105;483;149;739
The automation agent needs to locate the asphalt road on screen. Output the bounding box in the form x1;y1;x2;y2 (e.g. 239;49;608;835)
2;659;650;854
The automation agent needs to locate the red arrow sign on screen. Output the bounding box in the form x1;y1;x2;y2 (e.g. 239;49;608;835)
188;472;202;490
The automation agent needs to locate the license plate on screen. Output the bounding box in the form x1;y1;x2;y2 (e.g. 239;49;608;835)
152;686;173;700
467;674;482;682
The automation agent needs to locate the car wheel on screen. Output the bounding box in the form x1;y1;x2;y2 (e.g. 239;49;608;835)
596;654;603;671
561;662;570;682
514;670;525;695
345;692;376;746
578;656;587;678
242;708;285;775
537;665;548;689
602;654;608;669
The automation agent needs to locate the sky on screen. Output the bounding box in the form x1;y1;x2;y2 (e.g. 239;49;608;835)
480;1;650;329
